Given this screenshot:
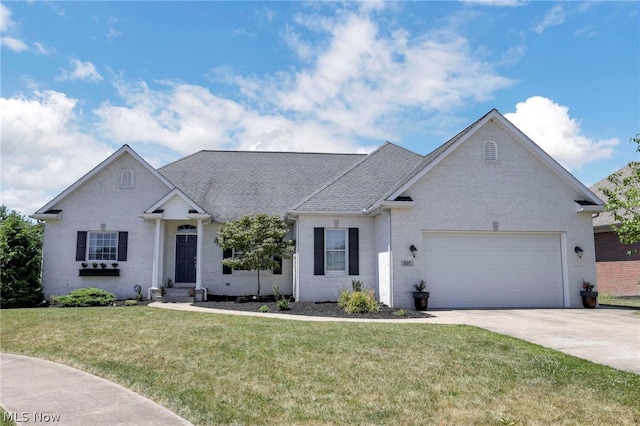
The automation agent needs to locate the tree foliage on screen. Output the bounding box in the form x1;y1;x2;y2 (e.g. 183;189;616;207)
0;206;44;308
216;214;294;298
600;135;640;249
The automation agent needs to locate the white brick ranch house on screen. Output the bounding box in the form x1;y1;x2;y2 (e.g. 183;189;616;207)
32;109;604;309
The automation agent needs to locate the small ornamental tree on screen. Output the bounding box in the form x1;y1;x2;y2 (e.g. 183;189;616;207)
216;214;295;298
600;135;640;252
0;206;44;308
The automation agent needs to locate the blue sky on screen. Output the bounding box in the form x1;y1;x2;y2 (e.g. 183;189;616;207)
1;1;638;216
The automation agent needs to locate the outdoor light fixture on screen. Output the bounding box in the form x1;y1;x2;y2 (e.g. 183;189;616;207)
410;245;418;257
574;246;584;259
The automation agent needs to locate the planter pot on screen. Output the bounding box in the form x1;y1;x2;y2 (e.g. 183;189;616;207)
412;292;430;311
580;291;598;309
79;269;120;277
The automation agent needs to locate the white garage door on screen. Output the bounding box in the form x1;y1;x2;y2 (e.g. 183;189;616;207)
423;232;564;308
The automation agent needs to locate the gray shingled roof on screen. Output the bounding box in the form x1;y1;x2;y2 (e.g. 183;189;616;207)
590;163;635;227
158;151;364;220
291;142;424;213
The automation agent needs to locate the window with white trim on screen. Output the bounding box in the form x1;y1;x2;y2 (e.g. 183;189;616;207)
88;232;118;261
325;229;347;272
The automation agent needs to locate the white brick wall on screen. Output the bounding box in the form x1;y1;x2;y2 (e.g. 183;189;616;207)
41;153;170;300
387;120;596;308
296;215;375;302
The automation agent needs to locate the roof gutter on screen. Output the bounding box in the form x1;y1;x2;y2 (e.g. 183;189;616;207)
365;200;416;216
574;201;605;213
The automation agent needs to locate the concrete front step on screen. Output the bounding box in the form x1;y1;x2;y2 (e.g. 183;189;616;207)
159;296;194;303
160;287;195;303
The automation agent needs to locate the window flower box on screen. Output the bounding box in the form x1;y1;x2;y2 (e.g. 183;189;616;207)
79;269;120;277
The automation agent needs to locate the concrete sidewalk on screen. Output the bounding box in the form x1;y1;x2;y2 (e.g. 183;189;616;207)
0;353;192;426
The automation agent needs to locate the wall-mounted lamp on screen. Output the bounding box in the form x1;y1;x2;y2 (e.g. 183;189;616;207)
409;245;418;258
574;246;584;259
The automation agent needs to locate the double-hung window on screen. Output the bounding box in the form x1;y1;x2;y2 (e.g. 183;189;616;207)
88;232;119;261
325;229;347;272
76;231;128;262
314;227;359;275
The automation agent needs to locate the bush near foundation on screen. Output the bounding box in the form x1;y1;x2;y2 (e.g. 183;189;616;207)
338;289;380;314
56;288;116;307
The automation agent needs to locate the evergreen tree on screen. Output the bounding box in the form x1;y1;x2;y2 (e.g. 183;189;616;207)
0;206;44;308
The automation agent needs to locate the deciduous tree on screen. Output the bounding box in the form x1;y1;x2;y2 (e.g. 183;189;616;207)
600;135;640;252
216;214;294;298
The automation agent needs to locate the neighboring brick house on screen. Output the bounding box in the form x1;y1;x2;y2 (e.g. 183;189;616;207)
32;109;604;309
590;165;640;296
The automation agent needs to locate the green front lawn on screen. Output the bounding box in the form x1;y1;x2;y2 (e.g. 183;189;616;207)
599;294;640;309
1;307;638;425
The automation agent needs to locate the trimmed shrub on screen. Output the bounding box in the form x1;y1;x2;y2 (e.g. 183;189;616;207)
276;297;291;311
56;287;116;307
338;289;380;314
125;299;138;306
259;305;269;313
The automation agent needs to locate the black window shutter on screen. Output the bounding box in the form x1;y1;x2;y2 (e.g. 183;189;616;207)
273;257;282;275
75;231;87;261
117;232;128;261
348;228;359;275
314;227;325;275
223;248;233;275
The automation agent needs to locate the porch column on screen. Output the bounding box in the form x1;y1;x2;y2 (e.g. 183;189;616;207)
152;218;161;289
195;218;203;290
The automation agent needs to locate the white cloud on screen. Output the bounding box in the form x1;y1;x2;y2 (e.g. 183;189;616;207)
462;0;526;6
3;4;518;214
94;79;370;156
0;91;113;215
504;96;617;170
33;42;53;56
1;36;29;52
1;4;29;52
58;59;104;82
533;5;565;34
94;8;513;154
243;9;514;140
0;4;16;33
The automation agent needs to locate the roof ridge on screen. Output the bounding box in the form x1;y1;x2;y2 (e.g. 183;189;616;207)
291;142;422;212
289;145;384;210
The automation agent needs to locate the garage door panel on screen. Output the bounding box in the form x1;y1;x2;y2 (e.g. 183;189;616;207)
423;232;563;308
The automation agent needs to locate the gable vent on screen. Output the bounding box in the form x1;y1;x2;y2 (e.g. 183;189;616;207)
484;140;499;163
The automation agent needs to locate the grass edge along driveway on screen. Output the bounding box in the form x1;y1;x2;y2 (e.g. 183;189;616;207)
1;307;639;425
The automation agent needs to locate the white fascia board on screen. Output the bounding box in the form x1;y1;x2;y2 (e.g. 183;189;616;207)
365;201;416;215
187;213;212;223
388;113;495;200
493;114;605;206
139;213;163;221
145;188;206;214
575;202;605;213
30;212;62;221
35;145;175;214
286;210;367;217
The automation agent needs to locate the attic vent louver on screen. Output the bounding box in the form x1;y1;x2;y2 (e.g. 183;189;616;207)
484;140;498;163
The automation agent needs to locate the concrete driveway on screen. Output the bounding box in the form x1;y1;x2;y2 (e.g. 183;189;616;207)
426;307;640;374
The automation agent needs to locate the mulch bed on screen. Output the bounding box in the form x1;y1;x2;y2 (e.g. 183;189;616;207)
192;299;432;319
